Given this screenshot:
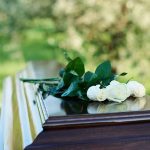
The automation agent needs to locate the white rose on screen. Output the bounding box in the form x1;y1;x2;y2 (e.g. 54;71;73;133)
110;80;120;86
87;85;101;101
106;81;130;103
127;81;146;98
96;88;107;101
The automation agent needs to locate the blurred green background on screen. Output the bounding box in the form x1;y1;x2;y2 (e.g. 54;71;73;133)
0;0;150;107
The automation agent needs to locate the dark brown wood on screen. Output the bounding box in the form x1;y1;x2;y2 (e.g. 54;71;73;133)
25;121;150;150
25;110;150;150
24;62;150;150
43;110;150;129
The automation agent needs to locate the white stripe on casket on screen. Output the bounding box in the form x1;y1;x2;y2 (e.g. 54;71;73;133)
0;77;13;150
21;70;43;135
16;73;33;148
26;63;48;122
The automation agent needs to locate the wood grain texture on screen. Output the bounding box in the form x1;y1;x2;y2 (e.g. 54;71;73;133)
15;61;150;150
25;110;150;150
25;121;150;150
43;110;150;129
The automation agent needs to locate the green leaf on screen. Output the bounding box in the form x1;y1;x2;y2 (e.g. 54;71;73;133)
59;68;65;77
70;70;79;76
84;71;93;82
119;72;128;76
65;57;85;77
95;60;112;80
38;83;57;93
77;90;88;101
56;80;64;91
63;72;77;87
87;73;99;87
61;80;79;97
101;73;115;87
84;71;99;86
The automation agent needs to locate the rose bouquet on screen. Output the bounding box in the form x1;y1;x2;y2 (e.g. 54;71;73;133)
87;80;145;103
21;55;145;104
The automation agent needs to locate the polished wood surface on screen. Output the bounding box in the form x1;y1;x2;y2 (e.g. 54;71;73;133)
26;100;150;150
43;110;150;129
25;61;150;150
1;61;150;150
26;121;150;150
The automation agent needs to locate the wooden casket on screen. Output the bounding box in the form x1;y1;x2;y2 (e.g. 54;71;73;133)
1;61;150;150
